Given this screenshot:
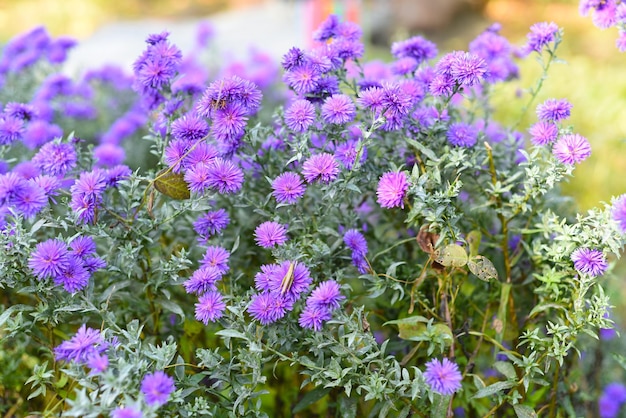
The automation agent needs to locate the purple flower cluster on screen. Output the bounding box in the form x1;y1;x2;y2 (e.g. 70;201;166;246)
571;247;608;277
430;51;487;97
598;382;626;418
132;31;182;110
376;171;409;209
423;358;463;395
248;261;312;325
469;24;518;83
141;370;175;406
28;235;106;293
344;229;369;274
580;0;626;52
193;208;230;243
185;246;230;324
299;280;345;331
522;22;561;54
0;171;58;220
54;324;110;374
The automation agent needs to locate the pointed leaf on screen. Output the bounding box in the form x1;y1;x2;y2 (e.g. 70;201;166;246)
466;230;482;258
292;387;331;413
513;404;538;418
435;244;468;267
472;380;515;399
154;169;190;200
468;255;498;281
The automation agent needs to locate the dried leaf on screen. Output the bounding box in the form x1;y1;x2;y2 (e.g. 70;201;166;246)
468;255;498;281
153;169;190;200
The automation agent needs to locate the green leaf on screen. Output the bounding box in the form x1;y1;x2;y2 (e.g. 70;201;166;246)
466;230;482;258
215;329;248;340
339;395;357;418
159;300;185;320
468;255;498;281
153;169;190;200
434;244;468;267
472;380;515;399
493;361;517;380
431;394;450;418
292;387;331;413
405;138;439;162
513;404;538;418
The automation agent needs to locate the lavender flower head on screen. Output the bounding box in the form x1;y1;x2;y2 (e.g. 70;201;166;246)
571;247;608;277
306;280;345;310
552;133;591;165
302;153;340;183
447;122;478;147
32;142;77;177
54;324;105;364
29;239;70;280
423;358;463;395
284;99;316;133
321;94;356;125
254;221;288;248
195;290;226;324
193;209;230;242
272;172;306;204
376;171;409;209
390;35;438;63
612;194;626;234
536;98;572;122
111;406;143;418
141;370;175;406
524;22;560;53
298;305;332;331
529;121;559;146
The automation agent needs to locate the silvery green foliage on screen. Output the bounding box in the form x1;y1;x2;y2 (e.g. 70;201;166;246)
1;16;625;418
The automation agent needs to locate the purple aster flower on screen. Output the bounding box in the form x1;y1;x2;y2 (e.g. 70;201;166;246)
54;324;105;363
254;263;282;292
54;255;90;293
112;406;143;418
391;57;418;76
196;76;262;117
302;153;340;183
32;142;77;177
164;138;190;173
429;74;456;97
284;64;321;95
87;352;108;373
598;394;621;418
469;25;518;83
254;221;288;248
357;87;384;114
281;47;305;71
306;280;345;310
344;229;368;256
93;143;125;167
184;142;219;168
447;122;478;147
69;236;96;258
184;163;211;194
13;182;47;219
352;252;369;274
32;175;61;198
272;172;306;204
377;171;409;209
0;116;24;145
335;139;367;170
206;158;244;194
69;170;108;224
210;102;248;143
390;35;438;63
612;194;626;233
604;382;626;404
105;165;131;187
83;256;107;274
171;113;209;142
450;52;487;86
183;266;222;295
141;371;175;406
193;209;230;241
525;22;560;53
298;305;332;331
267;261;312;301
284;99;316;133
529;121;559;146
200;246;230;274
313;14;341;42
321;94;356;125
617;31;626;53
423;358;463;395
13;161;40;179
571;248;608;277
195;290;226;324
536;98;572;122
4;102;37;120
29;239;70;280
248;292;282;325
552;133;591;165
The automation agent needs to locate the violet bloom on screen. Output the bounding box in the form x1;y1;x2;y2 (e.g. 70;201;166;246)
32;142;77;177
195;290;226;324
13;181;47;219
447;123;478;147
376;171;409;209
184;142;219;168
69;236;97;258
254;221;288;248
536;98;572;122
390;35;438;63
423;358;463;395
344;229;368;256
284;99;316;133
54;255;90;293
111;406;143;418
450;52;487;86
248;292;290;325
266;261;313;301
171;113;209;141
164;139;190;173
183;266;222;295
69;169;108;224
29;239;70;280
571;248;608;277
87;352;108;374
612;194;626;234
272;172;306;204
391;57;418;76
284;64;321;95
298;305;332;331
306;280;345;310
193;209;230;241
321;94;356;125
525;22;560;53
335;139;367;170
206;158;244;194
54;324;105;363
0;116;24;145
529;121;559;146
254;264;282;292
210;102;248;143
141;371;175;406
93;143;125;167
184;163;211;194
302;153;340;183
200;246;230;274
552;133;591;165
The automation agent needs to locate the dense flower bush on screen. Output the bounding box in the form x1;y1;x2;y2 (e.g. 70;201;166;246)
1;8;626;417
